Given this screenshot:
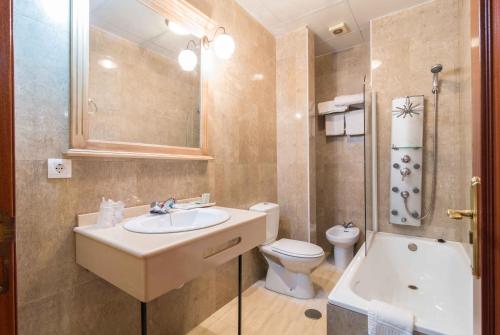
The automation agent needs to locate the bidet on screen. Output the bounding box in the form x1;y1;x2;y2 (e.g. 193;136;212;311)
325;225;360;269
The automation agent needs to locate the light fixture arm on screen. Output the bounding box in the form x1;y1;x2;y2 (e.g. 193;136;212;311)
178;26;234;71
185;39;198;50
202;26;228;49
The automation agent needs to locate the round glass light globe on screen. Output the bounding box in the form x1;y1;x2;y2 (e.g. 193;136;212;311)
178;49;198;71
213;33;235;60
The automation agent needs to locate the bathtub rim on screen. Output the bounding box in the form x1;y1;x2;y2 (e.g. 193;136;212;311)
327;231;472;335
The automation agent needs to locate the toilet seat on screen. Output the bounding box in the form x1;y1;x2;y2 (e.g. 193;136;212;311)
270;238;324;258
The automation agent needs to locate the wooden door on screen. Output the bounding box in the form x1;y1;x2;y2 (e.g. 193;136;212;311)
475;0;500;334
489;1;500;333
0;0;16;334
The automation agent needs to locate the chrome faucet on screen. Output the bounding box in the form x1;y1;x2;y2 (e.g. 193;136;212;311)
342;221;354;229
400;167;411;181
150;197;176;214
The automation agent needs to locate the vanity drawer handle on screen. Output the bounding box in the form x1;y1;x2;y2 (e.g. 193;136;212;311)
203;237;242;259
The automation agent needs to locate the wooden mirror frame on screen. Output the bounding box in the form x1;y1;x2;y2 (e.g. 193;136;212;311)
67;0;216;160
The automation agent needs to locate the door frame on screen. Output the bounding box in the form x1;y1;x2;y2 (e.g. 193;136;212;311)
0;0;16;333
0;0;497;334
480;0;500;333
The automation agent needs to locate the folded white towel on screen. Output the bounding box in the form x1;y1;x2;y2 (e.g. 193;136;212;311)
325;114;344;136
368;300;414;335
345;109;364;136
333;93;364;106
318;100;348;115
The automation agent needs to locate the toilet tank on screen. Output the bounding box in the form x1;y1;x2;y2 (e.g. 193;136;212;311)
249;202;279;245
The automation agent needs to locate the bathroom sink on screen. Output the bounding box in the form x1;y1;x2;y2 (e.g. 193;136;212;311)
74;205;266;302
123;208;231;234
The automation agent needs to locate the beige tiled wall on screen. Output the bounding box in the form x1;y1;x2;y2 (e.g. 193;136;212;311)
276;27;315;242
14;0;276;333
89;27;201;147
315;44;370;251
371;0;471;242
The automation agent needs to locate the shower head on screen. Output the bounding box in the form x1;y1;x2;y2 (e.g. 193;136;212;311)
431;64;443;73
431;64;443;93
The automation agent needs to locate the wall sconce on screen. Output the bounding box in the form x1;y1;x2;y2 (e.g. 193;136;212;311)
178;40;198;71
202;27;235;60
178;26;235;71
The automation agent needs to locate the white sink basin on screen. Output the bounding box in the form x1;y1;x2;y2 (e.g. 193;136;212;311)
122;208;231;234
74;206;266;302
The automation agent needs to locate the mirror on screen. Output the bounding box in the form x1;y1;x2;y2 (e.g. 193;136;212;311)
89;0;201;148
69;0;215;159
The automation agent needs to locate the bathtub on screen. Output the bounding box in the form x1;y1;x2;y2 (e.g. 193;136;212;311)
328;232;472;335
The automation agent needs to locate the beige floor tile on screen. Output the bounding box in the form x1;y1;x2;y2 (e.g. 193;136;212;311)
188;262;341;335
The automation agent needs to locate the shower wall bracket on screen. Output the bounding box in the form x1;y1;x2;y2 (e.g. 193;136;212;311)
389;96;424;226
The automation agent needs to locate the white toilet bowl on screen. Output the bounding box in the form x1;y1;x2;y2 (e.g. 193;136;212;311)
325;225;360;270
260;239;324;299
249;203;325;299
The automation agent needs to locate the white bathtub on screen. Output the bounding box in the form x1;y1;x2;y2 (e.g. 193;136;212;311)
328;232;472;335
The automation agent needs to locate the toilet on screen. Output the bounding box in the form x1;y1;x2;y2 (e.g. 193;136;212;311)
249;202;325;299
325;225;360;270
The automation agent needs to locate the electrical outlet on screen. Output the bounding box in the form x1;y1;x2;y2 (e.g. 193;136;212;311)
48;158;72;179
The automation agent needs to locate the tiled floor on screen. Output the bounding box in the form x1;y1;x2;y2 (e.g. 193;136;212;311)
188;261;342;335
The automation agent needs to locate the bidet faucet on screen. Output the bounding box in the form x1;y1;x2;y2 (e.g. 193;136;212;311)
342;221;354;228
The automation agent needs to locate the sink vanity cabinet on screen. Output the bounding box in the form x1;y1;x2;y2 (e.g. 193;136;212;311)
74;205;266;335
74;206;266;302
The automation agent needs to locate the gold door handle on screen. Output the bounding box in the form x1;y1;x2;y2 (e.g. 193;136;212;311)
447;177;480;277
447;209;474;219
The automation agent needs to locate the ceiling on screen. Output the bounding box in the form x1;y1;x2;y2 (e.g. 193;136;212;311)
235;0;429;55
90;0;199;61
